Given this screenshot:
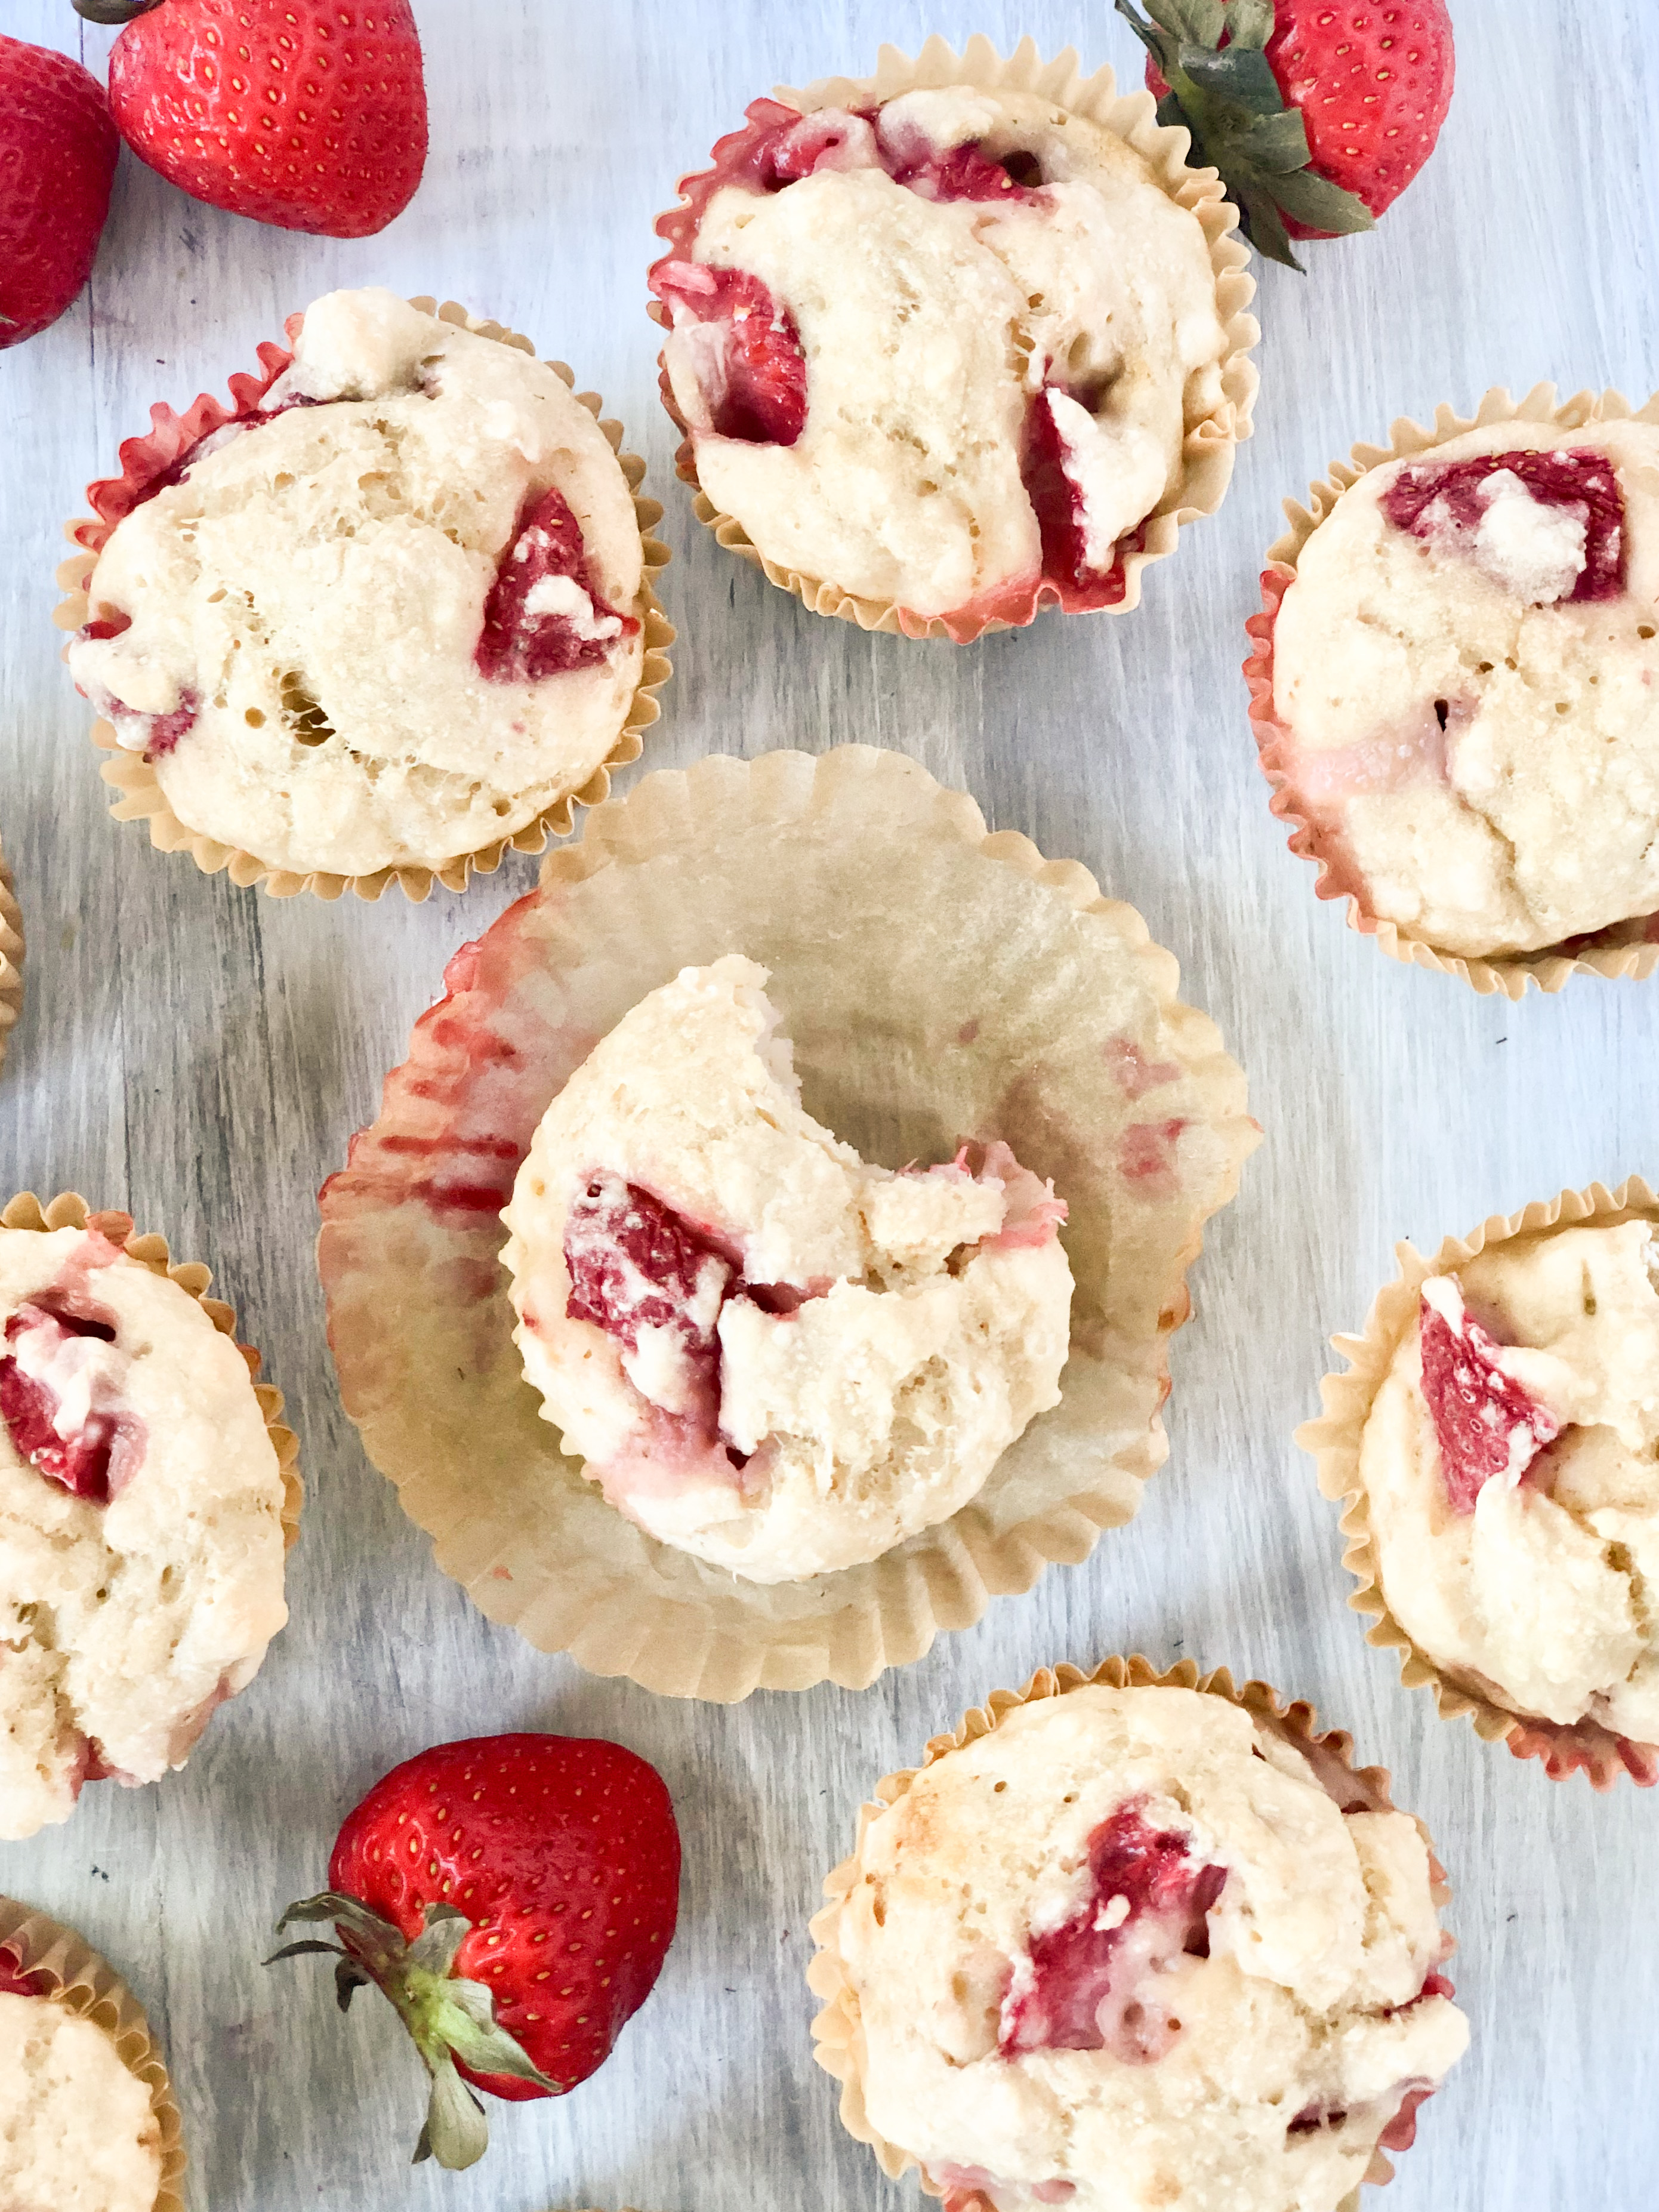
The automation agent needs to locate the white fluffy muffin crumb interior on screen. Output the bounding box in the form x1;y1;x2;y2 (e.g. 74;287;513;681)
658;86;1229;621
0;1227;289;1841
67;288;647;877
500;954;1074;1583
836;1685;1467;2212
1360;1219;1659;1739
0;1987;162;2212
1271;420;1659;957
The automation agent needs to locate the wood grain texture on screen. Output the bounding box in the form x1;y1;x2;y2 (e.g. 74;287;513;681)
0;3;1652;2208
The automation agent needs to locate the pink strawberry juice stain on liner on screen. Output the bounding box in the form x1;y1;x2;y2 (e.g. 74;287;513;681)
1104;1036;1183;1100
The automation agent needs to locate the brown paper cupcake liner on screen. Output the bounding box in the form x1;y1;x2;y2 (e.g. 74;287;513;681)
0;833;22;1081
1298;1175;1659;1789
318;744;1257;1700
0;1894;186;2211
1;1190;303;1548
807;1654;1456;2212
648;32;1258;642
1245;383;1659;999
53;298;674;902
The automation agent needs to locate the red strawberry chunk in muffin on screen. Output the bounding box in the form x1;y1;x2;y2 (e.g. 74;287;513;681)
998;1804;1225;2063
1418;1281;1561;1513
652;264;809;447
0;1298;133;1504
1380;448;1625;604
475;486;639;682
0;1946;47;2000
563;1172;733;1421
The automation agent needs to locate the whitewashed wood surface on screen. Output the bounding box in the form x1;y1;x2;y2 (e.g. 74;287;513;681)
1;1;1654;2205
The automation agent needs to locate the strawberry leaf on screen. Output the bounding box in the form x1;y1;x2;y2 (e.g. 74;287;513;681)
1146;0;1227;42
1241;109;1313;172
415;2057;489;2170
1226;0;1275;47
1180;43;1284;115
1264;166;1376;233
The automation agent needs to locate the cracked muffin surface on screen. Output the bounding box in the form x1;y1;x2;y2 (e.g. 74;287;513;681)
66;286;647;877
0;1226;288;1840
835;1684;1467;2212
1359;1217;1659;1739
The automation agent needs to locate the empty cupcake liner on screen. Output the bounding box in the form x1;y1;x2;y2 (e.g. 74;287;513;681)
1245;381;1659;999
807;1653;1456;2212
53;297;674;902
1298;1175;1659;1789
318;744;1257;1700
0;1894;186;2212
648;31;1259;642
1;1189;303;1549
0;834;22;1080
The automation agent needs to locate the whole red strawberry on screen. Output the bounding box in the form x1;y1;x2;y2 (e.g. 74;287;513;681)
1117;0;1454;269
80;0;425;239
0;36;119;350
270;1734;680;2170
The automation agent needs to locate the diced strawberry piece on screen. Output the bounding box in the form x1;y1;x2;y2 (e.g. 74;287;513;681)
886;137;1037;204
79;612;131;643
138;691;200;757
0;1946;47;2000
564;1173;732;1371
1380;449;1625;602
998;1804;1225;2060
1022;386;1092;591
653;263;808;446
0;1300;122;1504
475;487;638;683
1418;1287;1561;1514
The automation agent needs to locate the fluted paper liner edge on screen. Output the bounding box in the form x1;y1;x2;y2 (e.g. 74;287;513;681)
319;745;1259;1700
54;298;674;903
0;1894;185;2210
0;1190;303;1548
648;32;1259;641
807;1655;1457;2212
1245;382;1659;998
1297;1175;1659;1789
0;834;22;1077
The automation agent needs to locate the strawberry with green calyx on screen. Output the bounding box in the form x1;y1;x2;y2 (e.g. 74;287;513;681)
1116;0;1454;272
73;0;427;241
269;1733;681;2171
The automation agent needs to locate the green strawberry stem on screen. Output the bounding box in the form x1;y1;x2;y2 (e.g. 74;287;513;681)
267;1892;560;2170
1114;0;1375;270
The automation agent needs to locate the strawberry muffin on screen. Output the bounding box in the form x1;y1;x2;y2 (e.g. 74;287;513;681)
501;956;1073;1582
0;1931;165;2212
1262;414;1659;960
65;288;655;881
0;1221;291;1839
818;1678;1467;2212
1355;1215;1659;1745
650;70;1248;636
